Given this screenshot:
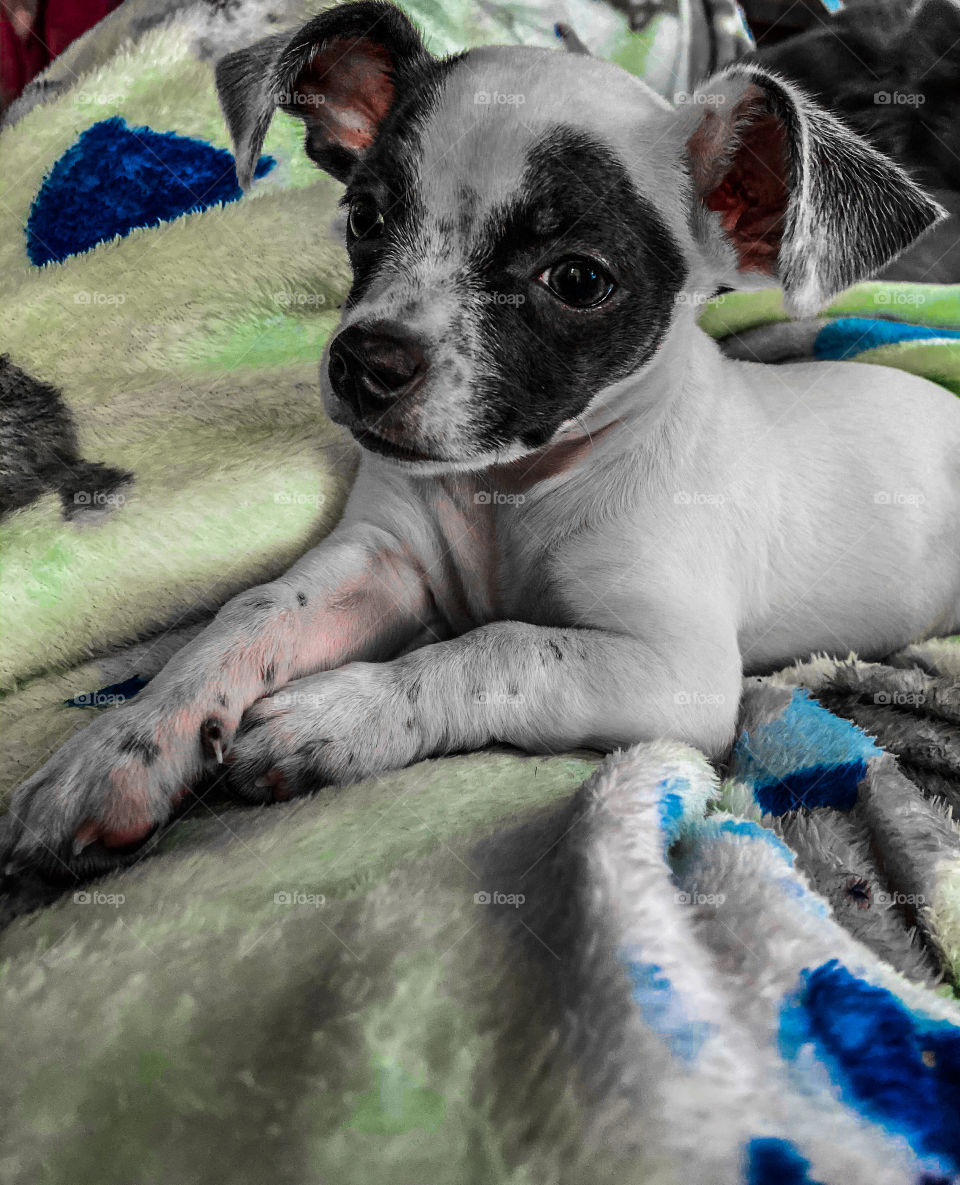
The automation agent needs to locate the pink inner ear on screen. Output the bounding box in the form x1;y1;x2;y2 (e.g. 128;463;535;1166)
689;98;790;276
294;37;395;154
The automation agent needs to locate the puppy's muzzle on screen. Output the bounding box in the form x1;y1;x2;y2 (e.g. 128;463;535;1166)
328;322;428;418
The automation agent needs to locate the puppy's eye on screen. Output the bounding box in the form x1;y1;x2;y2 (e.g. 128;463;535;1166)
347;198;384;242
538;256;615;309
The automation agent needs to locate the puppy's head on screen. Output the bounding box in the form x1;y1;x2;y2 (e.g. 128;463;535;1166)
217;1;944;471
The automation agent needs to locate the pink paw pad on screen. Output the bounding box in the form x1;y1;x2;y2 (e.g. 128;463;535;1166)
255;767;290;802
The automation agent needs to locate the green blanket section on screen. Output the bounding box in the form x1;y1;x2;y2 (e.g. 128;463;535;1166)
0;749;620;1185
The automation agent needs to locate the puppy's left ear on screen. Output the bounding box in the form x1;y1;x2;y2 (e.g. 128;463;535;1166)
215;0;433;189
683;65;946;314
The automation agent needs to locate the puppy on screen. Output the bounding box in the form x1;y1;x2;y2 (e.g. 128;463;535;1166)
3;0;959;876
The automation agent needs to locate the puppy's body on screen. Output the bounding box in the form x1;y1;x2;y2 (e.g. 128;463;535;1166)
3;8;958;875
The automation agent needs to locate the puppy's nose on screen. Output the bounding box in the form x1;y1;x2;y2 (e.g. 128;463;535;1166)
328;323;427;416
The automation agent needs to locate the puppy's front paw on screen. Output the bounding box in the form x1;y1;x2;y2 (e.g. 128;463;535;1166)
1;708;196;879
226;665;422;802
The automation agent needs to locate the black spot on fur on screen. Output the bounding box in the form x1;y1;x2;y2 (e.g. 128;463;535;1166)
263;663;276;688
339;54;464;309
296;591;308;606
0;355;132;519
119;733;160;765
844;875;872;909
548;641;564;662
468;126;687;451
216;692;229;708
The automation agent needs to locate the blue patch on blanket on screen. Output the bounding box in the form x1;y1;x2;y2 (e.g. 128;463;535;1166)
730;690;880;815
622;953;711;1063
716;818;795;864
27;117;275;266
658;775;688;848
779;960;960;1172
814;317;960;361
744;1138;825;1184
66;673;150;708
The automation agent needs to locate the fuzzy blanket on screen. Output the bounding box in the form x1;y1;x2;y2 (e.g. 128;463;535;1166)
1;2;960;1182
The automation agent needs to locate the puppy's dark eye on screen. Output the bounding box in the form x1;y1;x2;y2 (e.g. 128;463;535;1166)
539;257;615;309
347;198;384;242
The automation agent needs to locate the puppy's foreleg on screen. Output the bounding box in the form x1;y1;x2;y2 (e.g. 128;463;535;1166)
403;621;742;757
2;520;432;869
226;620;742;799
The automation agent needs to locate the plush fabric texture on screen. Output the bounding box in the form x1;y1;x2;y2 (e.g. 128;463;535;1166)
1;2;959;1183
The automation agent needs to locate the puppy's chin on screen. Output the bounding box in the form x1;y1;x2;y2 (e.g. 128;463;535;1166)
348;425;532;476
322;391;532;474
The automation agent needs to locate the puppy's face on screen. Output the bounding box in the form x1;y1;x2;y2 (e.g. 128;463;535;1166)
322;49;688;470
217;1;943;471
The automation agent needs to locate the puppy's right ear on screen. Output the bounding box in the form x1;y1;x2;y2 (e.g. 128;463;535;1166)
215;0;433;189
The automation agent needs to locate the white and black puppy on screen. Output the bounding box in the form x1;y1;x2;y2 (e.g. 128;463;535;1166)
4;0;960;875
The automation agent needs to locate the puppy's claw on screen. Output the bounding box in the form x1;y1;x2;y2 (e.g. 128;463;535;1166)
201;717;227;764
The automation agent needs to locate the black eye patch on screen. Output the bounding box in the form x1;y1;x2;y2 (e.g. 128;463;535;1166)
468;124;687;451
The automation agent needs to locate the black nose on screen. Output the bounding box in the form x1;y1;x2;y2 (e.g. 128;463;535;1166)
327;323;427;416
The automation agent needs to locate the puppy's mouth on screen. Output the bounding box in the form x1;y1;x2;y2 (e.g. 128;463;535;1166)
350;423;444;465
